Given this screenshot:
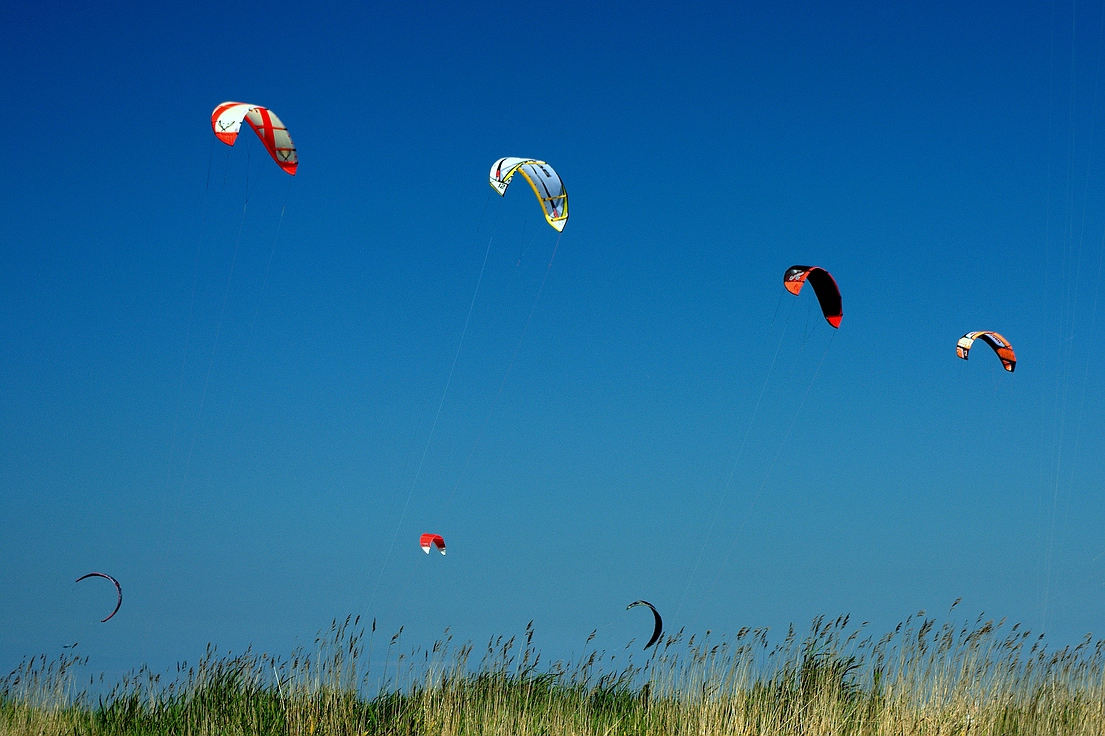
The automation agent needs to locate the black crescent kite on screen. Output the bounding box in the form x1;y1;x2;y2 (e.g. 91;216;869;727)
76;572;122;622
627;600;663;649
783;265;842;328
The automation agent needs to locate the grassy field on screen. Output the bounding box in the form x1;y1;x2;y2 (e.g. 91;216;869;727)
3;607;1104;735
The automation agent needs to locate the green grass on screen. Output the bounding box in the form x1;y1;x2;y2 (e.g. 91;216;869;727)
4;607;1104;735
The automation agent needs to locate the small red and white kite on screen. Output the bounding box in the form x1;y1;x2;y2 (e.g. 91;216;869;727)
420;533;446;555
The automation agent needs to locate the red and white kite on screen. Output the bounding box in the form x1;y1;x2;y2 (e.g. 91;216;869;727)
211;102;298;175
420;533;446;555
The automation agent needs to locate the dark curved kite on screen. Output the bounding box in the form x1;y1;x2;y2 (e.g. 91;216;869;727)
783;266;842;328
956;331;1016;372
75;572;122;622
627;600;663;649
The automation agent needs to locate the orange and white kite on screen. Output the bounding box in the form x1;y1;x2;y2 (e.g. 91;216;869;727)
957;331;1016;372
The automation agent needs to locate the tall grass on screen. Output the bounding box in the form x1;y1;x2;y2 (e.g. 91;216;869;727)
3;606;1103;735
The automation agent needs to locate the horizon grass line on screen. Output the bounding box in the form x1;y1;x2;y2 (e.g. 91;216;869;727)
3;608;1104;735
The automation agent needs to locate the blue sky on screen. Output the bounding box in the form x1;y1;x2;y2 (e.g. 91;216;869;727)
2;0;1105;677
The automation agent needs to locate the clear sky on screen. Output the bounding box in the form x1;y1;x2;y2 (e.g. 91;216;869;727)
2;0;1105;677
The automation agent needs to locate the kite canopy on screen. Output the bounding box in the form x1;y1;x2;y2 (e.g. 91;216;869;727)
783;266;843;328
75;572;122;622
957;331;1016;372
626;600;663;649
420;533;446;555
489;157;568;232
211;102;298;175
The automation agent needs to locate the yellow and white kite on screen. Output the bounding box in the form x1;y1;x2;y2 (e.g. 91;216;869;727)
489;157;568;232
